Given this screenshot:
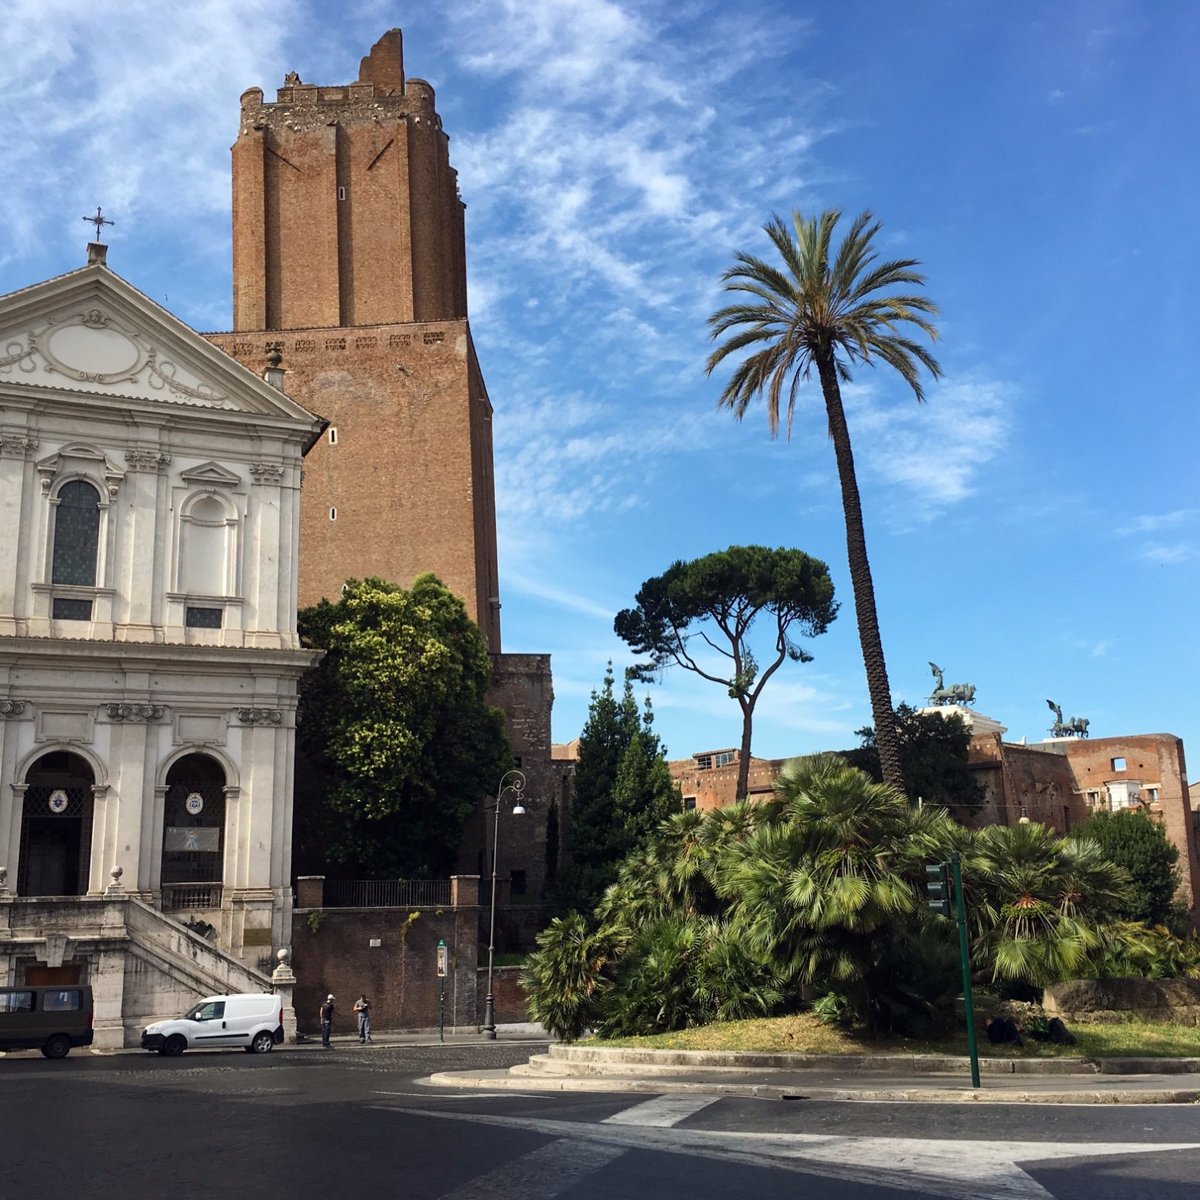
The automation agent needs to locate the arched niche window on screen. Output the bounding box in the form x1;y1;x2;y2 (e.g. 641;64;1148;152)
51;480;101;587
161;754;226;898
18;751;96;897
180;494;231;596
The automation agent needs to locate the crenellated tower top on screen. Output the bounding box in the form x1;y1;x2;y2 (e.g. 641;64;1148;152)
231;29;466;331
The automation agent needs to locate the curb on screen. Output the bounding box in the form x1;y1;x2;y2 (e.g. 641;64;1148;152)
426;1068;1200;1105
542;1044;1200;1077
531;1051;1098;1077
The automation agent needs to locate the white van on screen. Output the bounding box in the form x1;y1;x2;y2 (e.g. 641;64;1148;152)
141;993;284;1056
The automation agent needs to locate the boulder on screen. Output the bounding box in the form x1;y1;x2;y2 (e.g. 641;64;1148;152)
1043;977;1200;1025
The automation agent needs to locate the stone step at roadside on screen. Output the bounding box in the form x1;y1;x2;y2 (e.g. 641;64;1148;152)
529;1047;1102;1077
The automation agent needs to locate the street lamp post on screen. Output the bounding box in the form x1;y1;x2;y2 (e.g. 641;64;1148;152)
483;768;526;1039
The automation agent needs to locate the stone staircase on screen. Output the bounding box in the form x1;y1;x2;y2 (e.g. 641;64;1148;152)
0;893;275;1048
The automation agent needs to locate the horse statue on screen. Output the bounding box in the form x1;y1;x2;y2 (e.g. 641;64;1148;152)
1047;700;1089;738
928;662;977;707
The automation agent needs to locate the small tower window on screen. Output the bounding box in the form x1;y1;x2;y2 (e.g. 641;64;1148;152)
337;186;347;201
329;427;338;445
329;507;337;521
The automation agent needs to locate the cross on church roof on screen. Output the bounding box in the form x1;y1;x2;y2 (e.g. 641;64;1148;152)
83;206;114;242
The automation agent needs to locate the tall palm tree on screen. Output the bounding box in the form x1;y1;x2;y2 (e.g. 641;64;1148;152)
706;210;942;793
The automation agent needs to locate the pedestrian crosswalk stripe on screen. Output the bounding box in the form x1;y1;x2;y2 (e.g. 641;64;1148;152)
437;1140;626;1199
603;1095;721;1127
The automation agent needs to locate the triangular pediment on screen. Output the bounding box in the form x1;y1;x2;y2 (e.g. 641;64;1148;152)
179;460;243;487
0;261;320;432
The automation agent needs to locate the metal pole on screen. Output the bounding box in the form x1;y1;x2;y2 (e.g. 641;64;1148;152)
482;796;501;1039
482;768;525;1041
951;853;980;1089
439;975;445;1044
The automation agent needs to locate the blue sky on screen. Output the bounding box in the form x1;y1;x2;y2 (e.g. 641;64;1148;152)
3;1;1197;769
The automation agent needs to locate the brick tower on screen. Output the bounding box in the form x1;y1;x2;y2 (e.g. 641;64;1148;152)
208;29;501;650
208;31;559;905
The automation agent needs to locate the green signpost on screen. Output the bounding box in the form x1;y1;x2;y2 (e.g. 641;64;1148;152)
436;938;447;1044
926;855;980;1089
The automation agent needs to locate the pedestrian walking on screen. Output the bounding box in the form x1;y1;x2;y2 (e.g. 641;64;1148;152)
319;993;335;1047
354;993;372;1043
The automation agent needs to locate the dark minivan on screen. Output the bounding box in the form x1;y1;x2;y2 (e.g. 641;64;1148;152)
0;985;94;1058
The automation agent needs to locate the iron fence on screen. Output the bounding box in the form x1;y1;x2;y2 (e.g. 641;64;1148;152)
322;879;452;909
162;883;223;911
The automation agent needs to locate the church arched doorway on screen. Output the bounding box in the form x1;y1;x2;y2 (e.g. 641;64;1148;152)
18;751;96;896
161;754;227;909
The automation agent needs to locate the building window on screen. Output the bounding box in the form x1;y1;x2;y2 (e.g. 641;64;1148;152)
510;869;527;896
683;796;697;811
329;427;338;445
329;507;337;521
51;480;101;586
52;597;93;621
337;186;347;201
695;755;712;771
715;751;735;768
185;606;223;629
1111;757;1127;772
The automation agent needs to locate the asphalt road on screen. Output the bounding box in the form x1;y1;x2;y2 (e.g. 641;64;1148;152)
4;1040;1200;1200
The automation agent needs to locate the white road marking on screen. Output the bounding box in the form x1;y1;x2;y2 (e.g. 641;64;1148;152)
374;1091;536;1100
380;1105;1200;1200
602;1095;721;1127
436;1140;626;1200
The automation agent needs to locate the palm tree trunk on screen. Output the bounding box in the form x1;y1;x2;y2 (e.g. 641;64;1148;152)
815;351;905;795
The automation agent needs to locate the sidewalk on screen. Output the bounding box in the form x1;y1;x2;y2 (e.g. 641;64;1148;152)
0;1023;549;1059
426;1044;1200;1104
287;1023;548;1051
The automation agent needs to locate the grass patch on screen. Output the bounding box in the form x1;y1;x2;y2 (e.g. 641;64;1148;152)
1070;1024;1200;1058
491;952;526;968
595;1014;1200;1058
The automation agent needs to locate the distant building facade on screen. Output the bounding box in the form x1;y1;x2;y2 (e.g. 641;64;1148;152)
966;726;1200;913
667;711;1200;919
669;748;784;811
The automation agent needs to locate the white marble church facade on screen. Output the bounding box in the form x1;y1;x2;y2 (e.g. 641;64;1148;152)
0;247;322;1039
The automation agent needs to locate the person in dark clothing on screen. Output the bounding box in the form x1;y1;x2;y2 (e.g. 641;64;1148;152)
319;994;335;1047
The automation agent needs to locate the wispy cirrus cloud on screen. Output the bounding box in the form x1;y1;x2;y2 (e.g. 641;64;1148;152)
1114;509;1197;565
0;0;295;288
844;376;1013;516
1138;542;1196;566
1116;508;1197;535
451;0;827;363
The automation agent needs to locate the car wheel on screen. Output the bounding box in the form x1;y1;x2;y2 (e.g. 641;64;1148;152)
41;1034;71;1059
250;1030;274;1054
163;1034;187;1057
